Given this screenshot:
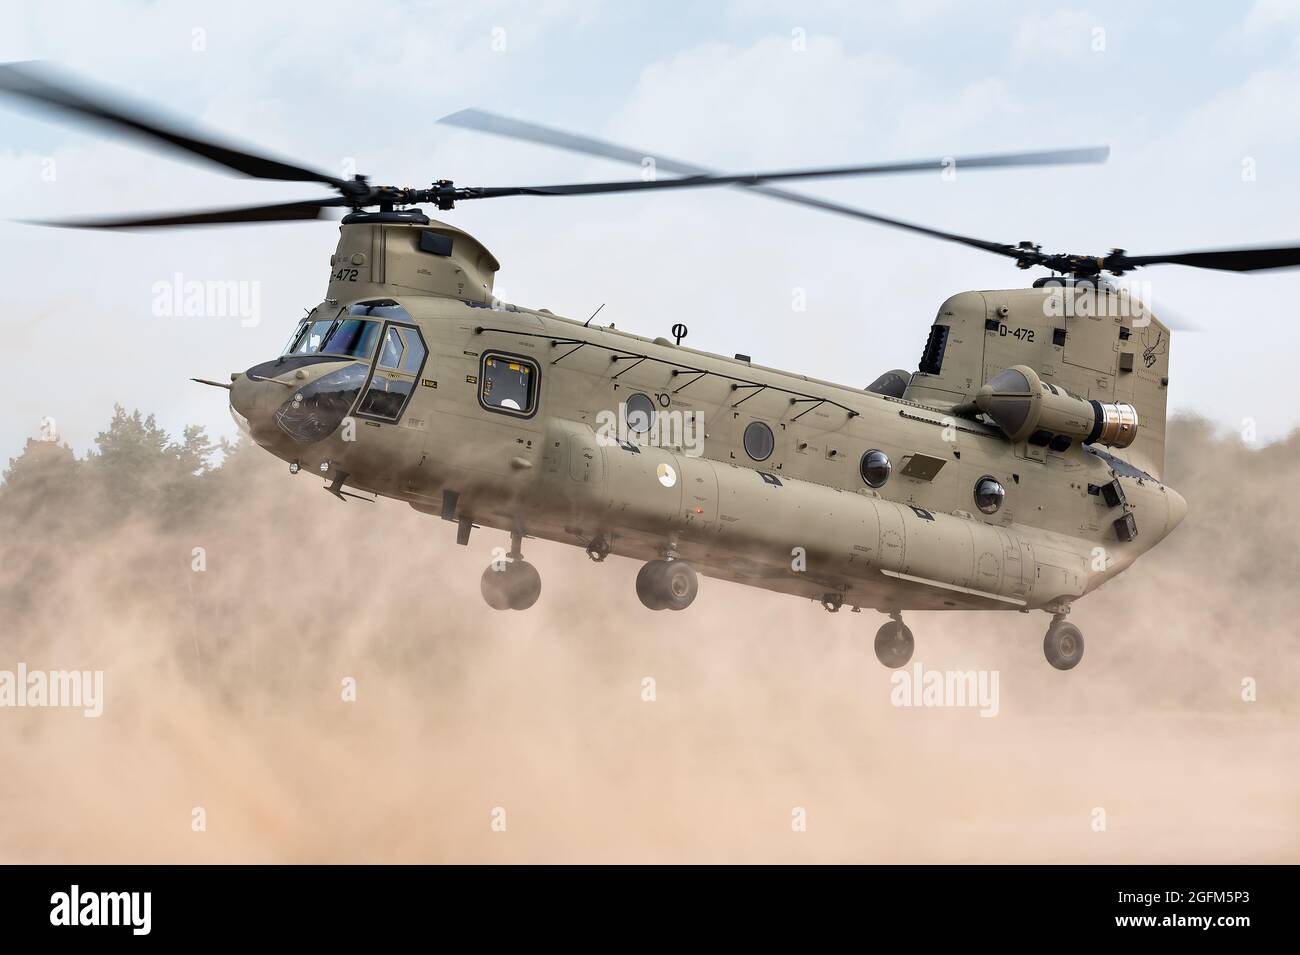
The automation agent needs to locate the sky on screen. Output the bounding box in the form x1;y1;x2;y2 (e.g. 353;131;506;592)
3;0;1300;464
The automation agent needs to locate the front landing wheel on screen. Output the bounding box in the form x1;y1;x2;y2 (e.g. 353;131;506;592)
874;620;914;669
481;560;541;611
636;559;699;611
1044;621;1084;670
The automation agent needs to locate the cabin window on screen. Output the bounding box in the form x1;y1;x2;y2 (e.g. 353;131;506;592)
480;353;538;417
743;421;775;462
974;476;1005;514
624;393;656;434
860;449;892;488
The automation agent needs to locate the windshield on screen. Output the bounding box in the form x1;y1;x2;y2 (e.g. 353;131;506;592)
281;319;309;354
320;318;383;358
283;317;382;359
287;318;336;355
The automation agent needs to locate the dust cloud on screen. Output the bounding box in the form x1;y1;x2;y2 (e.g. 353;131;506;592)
0;410;1296;863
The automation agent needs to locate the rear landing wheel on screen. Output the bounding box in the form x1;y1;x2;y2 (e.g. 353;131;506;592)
1044;621;1084;670
874;620;914;669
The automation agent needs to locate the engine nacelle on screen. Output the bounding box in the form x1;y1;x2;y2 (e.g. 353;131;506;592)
974;364;1138;449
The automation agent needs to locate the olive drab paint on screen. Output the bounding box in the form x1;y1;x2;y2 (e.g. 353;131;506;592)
228;218;1188;652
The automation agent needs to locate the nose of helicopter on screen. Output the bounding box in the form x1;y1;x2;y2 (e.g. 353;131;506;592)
1166;486;1188;534
228;369;283;443
229;372;256;426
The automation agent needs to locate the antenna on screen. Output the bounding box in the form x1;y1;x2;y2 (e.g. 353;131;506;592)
584;303;605;328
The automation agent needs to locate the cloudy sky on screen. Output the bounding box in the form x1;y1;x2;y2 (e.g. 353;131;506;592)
3;0;1299;463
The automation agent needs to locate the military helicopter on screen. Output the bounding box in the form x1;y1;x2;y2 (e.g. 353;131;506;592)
6;63;1300;672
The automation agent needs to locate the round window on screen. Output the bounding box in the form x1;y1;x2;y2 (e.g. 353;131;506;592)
624;393;656;434
743;421;775;461
860;449;892;488
974;476;1005;514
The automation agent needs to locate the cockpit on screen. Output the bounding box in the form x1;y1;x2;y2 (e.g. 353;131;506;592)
236;300;429;446
282;302;415;359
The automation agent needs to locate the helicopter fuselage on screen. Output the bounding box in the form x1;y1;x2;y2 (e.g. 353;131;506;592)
229;218;1186;619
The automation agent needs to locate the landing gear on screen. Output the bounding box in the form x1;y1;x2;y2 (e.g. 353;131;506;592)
585;536;611;562
874;613;914;669
1043;616;1084;670
636;559;698;611
480;560;541;610
480;530;541;611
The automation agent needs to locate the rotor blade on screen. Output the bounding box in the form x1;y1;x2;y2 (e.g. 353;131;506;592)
450;164;1026;259
438;111;1030;260
1118;245;1300;273
439;109;1106;233
22;197;346;230
0;61;348;189
440;108;910;227
455;147;1110;201
439;108;717;177
448;156;1026;259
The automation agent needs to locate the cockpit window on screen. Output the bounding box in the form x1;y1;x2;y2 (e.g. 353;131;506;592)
289;319;337;355
396;327;426;374
282;319;309;354
283;302;413;358
284;316;385;359
377;327;404;368
320;318;382;359
354;322;426;423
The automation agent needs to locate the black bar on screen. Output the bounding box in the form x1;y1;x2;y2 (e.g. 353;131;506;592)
2;866;1287;943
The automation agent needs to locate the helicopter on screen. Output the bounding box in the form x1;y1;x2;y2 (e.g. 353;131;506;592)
6;63;1300;672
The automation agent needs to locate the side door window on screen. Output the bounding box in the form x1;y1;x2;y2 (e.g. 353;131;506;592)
355;323;427;422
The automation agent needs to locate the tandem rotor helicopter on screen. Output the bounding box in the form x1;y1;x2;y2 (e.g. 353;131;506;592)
6;63;1300;671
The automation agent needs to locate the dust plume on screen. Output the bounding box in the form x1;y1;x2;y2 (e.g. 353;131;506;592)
0;409;1296;863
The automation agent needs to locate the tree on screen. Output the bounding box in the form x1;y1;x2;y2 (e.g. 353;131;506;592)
86;406;216;521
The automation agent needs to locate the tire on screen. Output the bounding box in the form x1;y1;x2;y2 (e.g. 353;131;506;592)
636;560;668;610
659;560;698;611
874;620;915;669
506;560;541;610
481;564;513;611
1044;622;1084;670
